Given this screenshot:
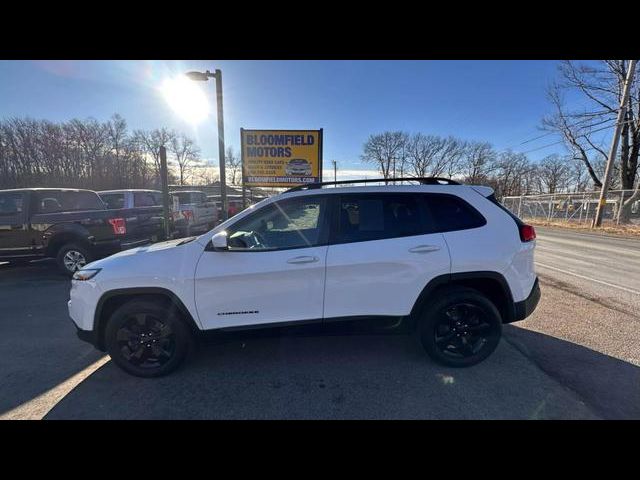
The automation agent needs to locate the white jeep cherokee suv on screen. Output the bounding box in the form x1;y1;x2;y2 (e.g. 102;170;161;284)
69;178;540;377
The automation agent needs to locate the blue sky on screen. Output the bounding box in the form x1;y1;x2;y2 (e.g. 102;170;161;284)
0;60;584;176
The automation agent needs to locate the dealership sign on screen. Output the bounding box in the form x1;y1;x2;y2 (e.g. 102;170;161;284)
241;129;323;187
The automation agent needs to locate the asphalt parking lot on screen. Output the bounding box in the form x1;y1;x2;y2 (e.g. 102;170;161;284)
1;243;638;419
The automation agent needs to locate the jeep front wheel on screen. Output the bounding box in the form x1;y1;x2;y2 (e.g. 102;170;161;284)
105;300;191;377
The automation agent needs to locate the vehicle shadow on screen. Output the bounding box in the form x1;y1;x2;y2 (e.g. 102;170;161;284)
503;324;640;420
0;261;105;419
45;320;639;420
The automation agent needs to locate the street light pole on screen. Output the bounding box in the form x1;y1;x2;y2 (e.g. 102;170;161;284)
213;69;228;221
185;69;228;221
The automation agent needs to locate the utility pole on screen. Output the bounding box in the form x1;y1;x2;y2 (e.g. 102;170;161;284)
593;59;637;227
332;160;337;182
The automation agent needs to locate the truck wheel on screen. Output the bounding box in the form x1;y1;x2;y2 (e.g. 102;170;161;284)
56;243;92;276
418;287;502;368
105;300;192;378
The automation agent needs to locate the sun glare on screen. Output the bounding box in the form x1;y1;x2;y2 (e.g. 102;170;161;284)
161;76;210;124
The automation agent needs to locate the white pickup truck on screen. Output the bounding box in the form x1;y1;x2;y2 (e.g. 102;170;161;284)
170;190;218;236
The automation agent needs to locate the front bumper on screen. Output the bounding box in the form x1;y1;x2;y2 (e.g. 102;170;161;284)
68;277;103;349
513;277;540;321
68;306;100;349
74;322;100;348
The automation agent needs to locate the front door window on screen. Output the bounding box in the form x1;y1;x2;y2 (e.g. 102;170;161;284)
226;197;326;251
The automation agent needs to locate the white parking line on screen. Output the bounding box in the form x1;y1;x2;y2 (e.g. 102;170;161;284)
0;355;110;420
536;262;640;296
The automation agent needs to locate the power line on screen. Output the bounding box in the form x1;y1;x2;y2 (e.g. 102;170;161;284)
506;108;618;148
517;118;635;155
504;115;620;151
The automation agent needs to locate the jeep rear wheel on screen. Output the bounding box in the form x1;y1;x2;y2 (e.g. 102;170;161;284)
105;300;191;377
56;243;92;276
418;287;502;367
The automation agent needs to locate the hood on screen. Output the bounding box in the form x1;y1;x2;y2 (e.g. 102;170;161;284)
84;237;196;270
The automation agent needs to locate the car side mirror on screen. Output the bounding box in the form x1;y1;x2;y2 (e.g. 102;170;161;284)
211;231;228;251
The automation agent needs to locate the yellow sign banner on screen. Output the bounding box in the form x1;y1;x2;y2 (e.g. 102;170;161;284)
241;129;323;187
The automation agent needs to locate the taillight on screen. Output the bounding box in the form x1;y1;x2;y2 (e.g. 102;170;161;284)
519;224;536;242
182;210;194;221
108;218;126;235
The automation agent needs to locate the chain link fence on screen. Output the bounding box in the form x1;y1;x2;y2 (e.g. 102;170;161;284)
501;190;640;226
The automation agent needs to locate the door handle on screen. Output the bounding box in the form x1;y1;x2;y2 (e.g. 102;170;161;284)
409;245;441;253
287;255;319;264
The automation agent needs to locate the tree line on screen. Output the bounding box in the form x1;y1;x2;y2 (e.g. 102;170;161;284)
0;114;209;191
361;131;599;198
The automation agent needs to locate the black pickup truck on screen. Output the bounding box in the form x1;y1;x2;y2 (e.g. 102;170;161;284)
0;188;168;275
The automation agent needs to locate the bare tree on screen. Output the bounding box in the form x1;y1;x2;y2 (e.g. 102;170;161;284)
192;163;219;186
169;133;200;185
225;146;242;185
491;150;536;197
459;141;497;184
361;131;408;181
543;60;640;221
537;154;572;193
134;127;176;186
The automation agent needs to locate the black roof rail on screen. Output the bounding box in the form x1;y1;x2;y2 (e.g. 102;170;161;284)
285;177;460;193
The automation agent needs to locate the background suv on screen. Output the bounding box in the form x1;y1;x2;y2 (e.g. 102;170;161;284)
68;178;540;377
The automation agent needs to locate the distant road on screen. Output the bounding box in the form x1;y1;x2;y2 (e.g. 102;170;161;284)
534;226;640;312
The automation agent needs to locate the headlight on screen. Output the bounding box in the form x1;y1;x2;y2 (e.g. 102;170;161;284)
72;268;101;281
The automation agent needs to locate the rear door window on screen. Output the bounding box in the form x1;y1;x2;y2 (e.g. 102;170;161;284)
331;193;425;244
173;192;195;204
100;193;125;209
134;191;160;207
36;191;105;213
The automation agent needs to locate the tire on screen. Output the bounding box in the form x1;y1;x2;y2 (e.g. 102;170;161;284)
56;243;93;276
105;299;192;378
418;287;502;368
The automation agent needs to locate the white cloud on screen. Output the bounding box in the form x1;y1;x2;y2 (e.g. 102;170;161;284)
322;168;381;182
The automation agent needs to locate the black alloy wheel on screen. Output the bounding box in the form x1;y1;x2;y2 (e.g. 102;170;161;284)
105;300;192;377
419;287;502;367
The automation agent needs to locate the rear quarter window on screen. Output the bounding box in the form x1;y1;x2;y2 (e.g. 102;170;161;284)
422;194;486;233
487;193;524;227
